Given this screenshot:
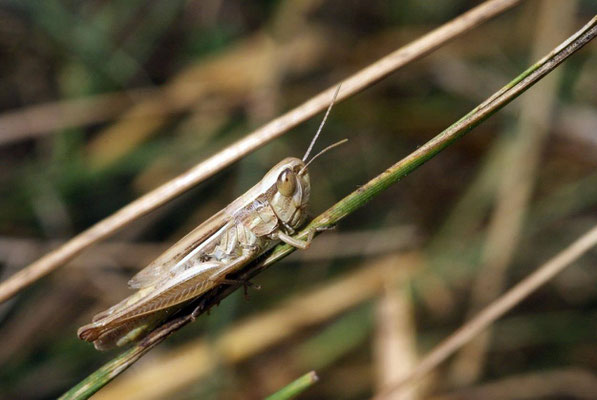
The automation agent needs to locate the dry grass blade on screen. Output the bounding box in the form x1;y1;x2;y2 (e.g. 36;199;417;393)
373;284;418;399
59;13;596;400
0;87;158;146
449;0;579;385
0;0;523;304
374;223;597;399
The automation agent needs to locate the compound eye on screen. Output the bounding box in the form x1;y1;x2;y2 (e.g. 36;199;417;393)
276;169;296;197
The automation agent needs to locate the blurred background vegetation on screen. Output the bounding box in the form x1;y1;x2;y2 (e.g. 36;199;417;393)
1;0;597;399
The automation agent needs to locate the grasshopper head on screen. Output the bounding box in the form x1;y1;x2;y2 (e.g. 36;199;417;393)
263;157;310;230
263;84;346;230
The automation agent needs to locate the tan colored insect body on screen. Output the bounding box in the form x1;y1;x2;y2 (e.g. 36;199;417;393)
78;86;343;350
79;158;313;349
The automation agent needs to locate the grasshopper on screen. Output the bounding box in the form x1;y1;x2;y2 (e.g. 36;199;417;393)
78;86;345;350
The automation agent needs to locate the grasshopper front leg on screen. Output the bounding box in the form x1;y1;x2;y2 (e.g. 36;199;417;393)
277;223;336;250
277;230;315;250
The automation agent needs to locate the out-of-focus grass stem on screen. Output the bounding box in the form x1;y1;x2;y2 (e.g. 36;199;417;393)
265;371;319;400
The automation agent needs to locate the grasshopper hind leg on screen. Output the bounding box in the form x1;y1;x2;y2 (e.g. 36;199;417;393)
91;311;168;350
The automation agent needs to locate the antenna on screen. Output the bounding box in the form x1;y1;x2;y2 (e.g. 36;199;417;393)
299;138;348;175
302;83;342;162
